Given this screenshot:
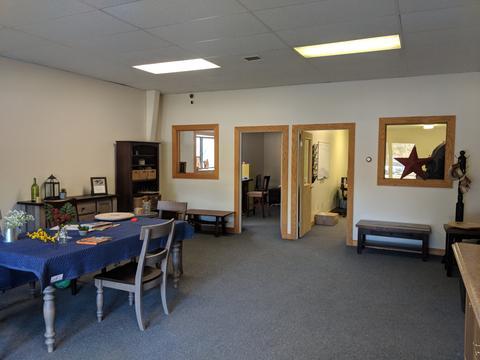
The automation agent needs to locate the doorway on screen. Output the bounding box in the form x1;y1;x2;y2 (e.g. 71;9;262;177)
234;126;289;239
291;124;355;245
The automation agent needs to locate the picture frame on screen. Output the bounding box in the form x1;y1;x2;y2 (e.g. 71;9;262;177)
90;177;108;196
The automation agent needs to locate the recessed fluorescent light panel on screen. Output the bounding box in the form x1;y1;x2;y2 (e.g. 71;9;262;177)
133;58;220;74
294;34;401;58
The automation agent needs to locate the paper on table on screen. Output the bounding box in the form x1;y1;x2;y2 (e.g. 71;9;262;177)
49;224;79;231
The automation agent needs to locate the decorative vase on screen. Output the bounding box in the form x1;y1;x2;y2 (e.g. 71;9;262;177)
4;228;18;243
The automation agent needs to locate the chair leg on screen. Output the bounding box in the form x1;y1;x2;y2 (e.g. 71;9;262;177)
95;280;103;322
128;292;134;306
161;273;169;315
134;291;145;331
261;197;265;218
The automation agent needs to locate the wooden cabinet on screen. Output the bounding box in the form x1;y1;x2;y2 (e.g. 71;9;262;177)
115;141;160;212
17;195;116;231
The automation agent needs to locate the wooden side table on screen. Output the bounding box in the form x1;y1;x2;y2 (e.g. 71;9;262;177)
444;224;480;276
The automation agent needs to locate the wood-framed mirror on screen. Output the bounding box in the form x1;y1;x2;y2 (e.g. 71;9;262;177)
377;115;455;188
172;124;219;179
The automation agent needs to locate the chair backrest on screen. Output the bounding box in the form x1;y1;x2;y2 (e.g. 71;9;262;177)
136;219;175;284
44;199;78;227
157;200;187;220
254;174;262;190
262;176;271;192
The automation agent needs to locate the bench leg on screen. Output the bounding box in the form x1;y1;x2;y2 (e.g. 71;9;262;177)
215;217;220;237
422;235;429;261
357;230;364;254
221;217;227;235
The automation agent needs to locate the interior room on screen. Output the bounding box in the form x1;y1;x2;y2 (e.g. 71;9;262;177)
0;1;479;359
241;132;282;232
299;129;349;242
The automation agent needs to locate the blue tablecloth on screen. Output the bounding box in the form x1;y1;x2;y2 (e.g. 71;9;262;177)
0;218;194;289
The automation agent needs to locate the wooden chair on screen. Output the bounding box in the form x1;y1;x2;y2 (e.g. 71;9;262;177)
247;175;270;217
94;219;175;331
157;200;187;221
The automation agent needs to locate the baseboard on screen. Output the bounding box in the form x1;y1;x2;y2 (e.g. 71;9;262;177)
349;240;445;256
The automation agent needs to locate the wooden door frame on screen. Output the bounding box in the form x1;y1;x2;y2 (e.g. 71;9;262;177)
234;125;289;239
291;123;356;245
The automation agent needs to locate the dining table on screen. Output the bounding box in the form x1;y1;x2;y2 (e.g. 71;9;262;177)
0;217;194;352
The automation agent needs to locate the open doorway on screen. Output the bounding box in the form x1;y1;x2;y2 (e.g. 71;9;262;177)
291;124;355;245
234;126;289;239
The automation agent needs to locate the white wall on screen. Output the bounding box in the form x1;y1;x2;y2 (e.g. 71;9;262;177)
159;72;480;250
263;132;282;188
0;57;146;217
309;130;348;221
241;133;264;181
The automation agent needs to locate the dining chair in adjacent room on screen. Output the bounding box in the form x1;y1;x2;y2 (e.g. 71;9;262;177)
157;200;188;220
94;219;175;331
247;175;271;217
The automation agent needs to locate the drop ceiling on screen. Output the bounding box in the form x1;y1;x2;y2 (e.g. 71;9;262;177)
0;0;479;93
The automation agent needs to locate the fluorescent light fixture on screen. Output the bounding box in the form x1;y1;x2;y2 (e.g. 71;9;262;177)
133;58;220;74
423;124;435;130
294;34;401;58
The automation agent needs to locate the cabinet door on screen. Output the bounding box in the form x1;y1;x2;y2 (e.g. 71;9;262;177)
77;201;96;215
97;199;112;214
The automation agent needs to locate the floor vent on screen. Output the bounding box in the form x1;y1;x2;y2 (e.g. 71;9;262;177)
244;56;261;61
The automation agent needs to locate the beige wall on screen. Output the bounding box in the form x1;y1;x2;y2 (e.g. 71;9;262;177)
0;57;146;217
309;130;348;221
159;72;480;250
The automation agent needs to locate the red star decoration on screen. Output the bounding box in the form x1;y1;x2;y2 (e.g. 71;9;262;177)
394;146;431;179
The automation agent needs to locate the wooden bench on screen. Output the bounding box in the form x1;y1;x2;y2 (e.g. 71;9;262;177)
186;209;234;237
356;220;431;261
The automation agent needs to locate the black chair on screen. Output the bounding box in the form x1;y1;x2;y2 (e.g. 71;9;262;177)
247;176;271;217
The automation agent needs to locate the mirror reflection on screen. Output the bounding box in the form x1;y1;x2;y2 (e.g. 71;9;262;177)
384;123;447;180
178;130;216;173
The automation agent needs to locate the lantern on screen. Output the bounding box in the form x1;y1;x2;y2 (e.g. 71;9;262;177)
44;174;60;200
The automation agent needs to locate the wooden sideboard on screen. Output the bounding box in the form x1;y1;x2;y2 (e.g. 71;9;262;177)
453;243;480;360
17;194;116;232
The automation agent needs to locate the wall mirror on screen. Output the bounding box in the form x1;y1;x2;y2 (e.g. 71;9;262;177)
377;116;455;187
172;124;219;179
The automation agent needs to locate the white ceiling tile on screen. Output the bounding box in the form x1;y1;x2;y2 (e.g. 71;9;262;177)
79;0;140;9
74;30;171;54
183;33;286;57
398;0;477;14
115;46;197;66
402;5;480;33
16;11;137;45
0;28;60;57
148;13;269;45
308;51;406;82
254;0;397;31
276;15;401;46
0;0;93;27
103;0;246;29
237;0;325;11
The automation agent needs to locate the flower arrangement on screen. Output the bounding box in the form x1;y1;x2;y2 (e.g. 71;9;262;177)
4;210;34;229
45;203;77;227
27;228;57;243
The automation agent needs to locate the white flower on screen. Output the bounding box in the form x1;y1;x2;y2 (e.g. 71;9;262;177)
4;210;35;229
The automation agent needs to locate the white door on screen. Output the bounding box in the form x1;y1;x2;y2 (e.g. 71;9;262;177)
299;131;313;237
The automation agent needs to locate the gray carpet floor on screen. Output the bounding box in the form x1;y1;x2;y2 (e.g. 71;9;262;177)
0;211;464;359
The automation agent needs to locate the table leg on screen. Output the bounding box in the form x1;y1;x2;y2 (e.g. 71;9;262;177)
215;217;220;237
171;242;183;289
446;234;455;277
43;286;56;353
29;281;37;298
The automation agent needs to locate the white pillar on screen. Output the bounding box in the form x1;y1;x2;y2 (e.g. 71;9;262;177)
145;90;161;141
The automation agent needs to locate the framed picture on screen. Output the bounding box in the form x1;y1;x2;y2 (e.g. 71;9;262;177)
90;177;108;195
